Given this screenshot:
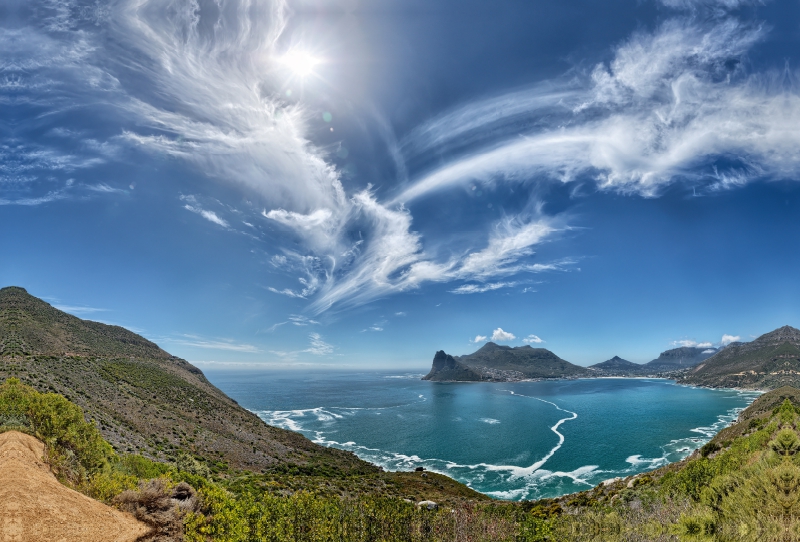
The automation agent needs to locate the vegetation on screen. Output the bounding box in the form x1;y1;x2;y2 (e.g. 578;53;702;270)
0;285;377;475
681;325;800;389
0;377;557;541
550;386;800;541
0;377;114;485
14;286;800;540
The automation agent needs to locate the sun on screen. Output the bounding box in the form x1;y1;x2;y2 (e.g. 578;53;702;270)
279;50;321;78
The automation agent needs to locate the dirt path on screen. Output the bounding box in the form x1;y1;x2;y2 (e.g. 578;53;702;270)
0;431;150;542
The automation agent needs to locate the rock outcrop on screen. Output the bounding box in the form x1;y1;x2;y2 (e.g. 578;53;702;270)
422;351;483;381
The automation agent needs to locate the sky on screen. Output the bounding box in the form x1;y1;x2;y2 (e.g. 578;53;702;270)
3;0;800;369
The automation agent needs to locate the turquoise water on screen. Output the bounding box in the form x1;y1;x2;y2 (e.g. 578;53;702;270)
205;370;759;500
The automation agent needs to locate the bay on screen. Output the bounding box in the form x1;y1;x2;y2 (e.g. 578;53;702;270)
205;370;759;500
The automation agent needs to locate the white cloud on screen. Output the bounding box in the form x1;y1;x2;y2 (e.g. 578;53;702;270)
266;314;321;331
301;202;567;313
184;204;229;228
472;335;488;343
53;305;109;315
394;18;800;204
10;0;573;314
696;342;713;348
304;333;334;355
720;334;741;345
491;328;516;342
450;282;516;294
673;339;699;347
166;334;261;353
181;195;229;228
395;312;407;317
289;315;320;326
86;183;126;194
701;349;716;354
25;0;796;319
523;334;544;344
267;287;307;299
659;0;761;9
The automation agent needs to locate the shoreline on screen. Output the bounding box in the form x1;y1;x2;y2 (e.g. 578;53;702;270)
248;375;758;502
424;374;771;393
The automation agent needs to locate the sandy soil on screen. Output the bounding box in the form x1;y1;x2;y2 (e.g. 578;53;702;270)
0;431;150;542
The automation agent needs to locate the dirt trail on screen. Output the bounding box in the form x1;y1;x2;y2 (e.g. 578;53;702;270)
0;431;150;542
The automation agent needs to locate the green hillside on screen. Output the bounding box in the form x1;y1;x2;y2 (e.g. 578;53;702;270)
0;286;371;475
0;286;496;511
547;386;800;541
681;326;800;389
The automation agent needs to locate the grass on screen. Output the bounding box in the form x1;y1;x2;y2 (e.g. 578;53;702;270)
551;389;800;541
0;377;557;542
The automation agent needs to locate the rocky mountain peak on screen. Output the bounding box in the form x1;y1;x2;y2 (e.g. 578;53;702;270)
755;325;800;346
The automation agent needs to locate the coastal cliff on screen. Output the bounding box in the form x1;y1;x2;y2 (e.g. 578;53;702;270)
423;342;589;381
422;351;483;381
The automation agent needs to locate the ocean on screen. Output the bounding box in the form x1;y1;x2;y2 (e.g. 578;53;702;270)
205;370;759;500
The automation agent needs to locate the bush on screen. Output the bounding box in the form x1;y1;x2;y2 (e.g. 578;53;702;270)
0;378;114;484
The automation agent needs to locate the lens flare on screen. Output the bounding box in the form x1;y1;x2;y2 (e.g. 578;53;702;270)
280;50;321;77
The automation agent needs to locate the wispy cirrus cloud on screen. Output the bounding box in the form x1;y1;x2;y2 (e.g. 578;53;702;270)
17;0;795;321
53;304;109;315
305;333;334;355
266;314;320;332
165;334;261;353
450;282;516;294
7;0;575;316
395;18;775;203
268;333;335;358
180;195;229;228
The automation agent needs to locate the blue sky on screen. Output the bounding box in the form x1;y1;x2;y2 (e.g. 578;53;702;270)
3;0;800;369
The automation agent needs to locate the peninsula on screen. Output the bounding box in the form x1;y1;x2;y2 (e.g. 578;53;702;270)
424;327;800;390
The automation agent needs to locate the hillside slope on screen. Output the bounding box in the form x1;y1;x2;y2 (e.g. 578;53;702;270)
588;355;642;374
642;346;717;372
550;385;800;540
0;286;375;475
680;325;800;389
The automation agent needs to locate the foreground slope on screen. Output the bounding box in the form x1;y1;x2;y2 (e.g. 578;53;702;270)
0;430;149;542
680;325;800;389
550;385;800;541
0;286;374;474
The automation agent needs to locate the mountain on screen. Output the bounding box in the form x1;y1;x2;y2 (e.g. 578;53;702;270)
679;325;800;389
422;351;483;381
588;355;643;374
423;342;589;381
0;286;374;475
641;346;717;373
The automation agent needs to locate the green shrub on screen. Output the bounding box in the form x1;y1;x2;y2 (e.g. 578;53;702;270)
0;378;114;484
